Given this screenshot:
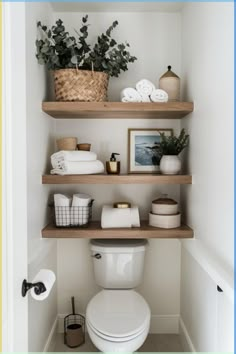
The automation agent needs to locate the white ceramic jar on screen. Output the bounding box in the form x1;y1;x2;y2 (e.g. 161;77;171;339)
152;197;178;215
160;155;181;175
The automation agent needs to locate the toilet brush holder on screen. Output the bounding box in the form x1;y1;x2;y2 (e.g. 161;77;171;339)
64;297;85;348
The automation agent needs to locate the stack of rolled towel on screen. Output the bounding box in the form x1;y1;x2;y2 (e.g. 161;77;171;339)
121;79;168;103
50;150;104;175
54;193;92;226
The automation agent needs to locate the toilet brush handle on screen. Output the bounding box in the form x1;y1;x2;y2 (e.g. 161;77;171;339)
71;296;75;315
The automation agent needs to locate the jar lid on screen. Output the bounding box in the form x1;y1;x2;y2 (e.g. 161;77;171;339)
160;65;179;79
152;197;177;205
113;202;131;208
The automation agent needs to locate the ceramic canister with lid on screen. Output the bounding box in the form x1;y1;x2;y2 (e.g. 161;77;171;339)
159;66;180;101
151;195;178;215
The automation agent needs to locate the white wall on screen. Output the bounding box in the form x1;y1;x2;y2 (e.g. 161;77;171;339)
25;3;57;352
180;2;234;351
53;10;183;332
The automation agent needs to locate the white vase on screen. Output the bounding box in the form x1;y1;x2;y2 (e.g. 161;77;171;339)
160;155;181;175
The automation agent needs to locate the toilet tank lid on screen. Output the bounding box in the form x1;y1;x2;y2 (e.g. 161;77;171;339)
90;239;147;253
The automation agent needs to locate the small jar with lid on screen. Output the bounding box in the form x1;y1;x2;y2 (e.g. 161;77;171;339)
159;66;180;101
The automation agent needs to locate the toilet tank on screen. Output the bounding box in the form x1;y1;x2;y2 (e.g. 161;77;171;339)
90;239;147;289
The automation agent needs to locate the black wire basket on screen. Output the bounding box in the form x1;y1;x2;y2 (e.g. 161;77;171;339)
52;200;94;228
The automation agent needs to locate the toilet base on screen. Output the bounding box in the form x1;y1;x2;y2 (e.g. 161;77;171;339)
87;321;149;353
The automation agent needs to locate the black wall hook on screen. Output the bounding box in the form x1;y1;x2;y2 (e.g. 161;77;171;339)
22;279;47;297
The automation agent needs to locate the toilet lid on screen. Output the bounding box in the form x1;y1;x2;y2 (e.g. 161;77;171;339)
86;290;150;338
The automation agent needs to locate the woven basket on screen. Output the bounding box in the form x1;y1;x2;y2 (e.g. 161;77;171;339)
57;137;77;151
53;69;109;102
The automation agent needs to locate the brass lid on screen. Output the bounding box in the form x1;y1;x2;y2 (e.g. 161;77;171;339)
152;197;177;205
160;65;179;79
113;202;131;208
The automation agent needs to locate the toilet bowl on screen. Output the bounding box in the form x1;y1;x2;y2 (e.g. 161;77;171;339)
87;239;150;352
86;289;150;352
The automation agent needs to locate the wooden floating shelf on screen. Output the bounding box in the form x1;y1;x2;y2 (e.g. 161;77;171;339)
42;101;194;119
42;174;192;185
42;221;194;239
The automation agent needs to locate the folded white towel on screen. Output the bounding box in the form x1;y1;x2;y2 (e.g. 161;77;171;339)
120;88;142;103
54;194;72;226
136;79;155;97
101;205;132;228
50;160;104;175
51;150;97;169
150;89;168;103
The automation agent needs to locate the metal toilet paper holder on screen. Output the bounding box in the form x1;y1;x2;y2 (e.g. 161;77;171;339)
21;279;46;297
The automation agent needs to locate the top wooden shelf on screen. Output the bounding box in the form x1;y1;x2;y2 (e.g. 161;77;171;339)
42;101;194;119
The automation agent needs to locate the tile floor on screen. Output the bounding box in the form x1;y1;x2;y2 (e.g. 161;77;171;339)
54;333;184;352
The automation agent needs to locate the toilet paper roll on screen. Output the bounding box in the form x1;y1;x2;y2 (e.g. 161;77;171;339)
30;269;56;301
101;205;132;228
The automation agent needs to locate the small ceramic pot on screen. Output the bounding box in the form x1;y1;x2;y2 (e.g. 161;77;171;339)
152;197;178;215
149;212;181;229
160;155;181;175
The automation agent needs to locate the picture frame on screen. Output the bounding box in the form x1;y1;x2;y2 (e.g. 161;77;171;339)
128;128;173;173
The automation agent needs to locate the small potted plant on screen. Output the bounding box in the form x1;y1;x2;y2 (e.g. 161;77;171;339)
158;129;189;174
36;17;137;102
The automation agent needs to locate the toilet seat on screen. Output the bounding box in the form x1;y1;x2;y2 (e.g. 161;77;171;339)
86;289;150;340
87;319;148;343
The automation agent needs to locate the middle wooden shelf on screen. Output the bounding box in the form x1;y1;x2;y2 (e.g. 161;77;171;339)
42;173;192;185
42;221;194;239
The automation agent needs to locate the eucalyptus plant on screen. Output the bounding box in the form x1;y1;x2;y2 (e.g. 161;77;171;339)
159;129;189;155
36;16;137;77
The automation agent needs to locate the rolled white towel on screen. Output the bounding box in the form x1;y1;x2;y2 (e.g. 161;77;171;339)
50;160;104;175
54;194;72;226
51;150;97;169
101;205;132;228
136;79;155;97
140;94;151;102
150;89;168;103
120;88;142;103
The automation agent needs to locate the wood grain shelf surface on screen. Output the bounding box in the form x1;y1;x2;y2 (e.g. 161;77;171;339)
42;174;192;185
42;221;194;239
42;101;194;119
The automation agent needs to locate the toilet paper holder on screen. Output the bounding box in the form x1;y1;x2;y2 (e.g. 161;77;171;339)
21;279;46;297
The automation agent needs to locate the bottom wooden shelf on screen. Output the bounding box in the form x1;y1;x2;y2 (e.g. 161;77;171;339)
42;221;193;239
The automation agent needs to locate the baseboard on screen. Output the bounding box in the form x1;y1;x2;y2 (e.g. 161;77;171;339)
150;314;179;334
43;316;58;352
179;317;196;352
58;313;179;334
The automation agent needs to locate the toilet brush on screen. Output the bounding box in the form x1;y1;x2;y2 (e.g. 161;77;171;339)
64;296;85;348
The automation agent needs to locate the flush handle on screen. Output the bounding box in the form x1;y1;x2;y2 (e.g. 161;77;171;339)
91;253;102;259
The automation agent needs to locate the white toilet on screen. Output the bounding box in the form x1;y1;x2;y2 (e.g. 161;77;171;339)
86;239;151;352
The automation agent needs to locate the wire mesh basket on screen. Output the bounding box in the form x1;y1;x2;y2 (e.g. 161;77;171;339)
53;200;94;228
